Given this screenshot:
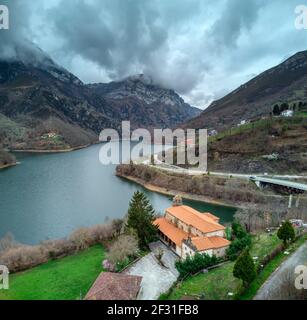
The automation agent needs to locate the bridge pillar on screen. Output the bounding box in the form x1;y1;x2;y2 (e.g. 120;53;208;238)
288;194;293;209
255;181;261;188
295;196;300;208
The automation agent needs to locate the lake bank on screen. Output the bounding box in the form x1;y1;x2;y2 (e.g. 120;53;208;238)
115;164;283;210
0;162;18;170
117;173;238;209
10;143;93;154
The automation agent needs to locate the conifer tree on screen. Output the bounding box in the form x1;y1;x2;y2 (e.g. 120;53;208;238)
277;221;295;246
233;249;256;287
126;191;158;249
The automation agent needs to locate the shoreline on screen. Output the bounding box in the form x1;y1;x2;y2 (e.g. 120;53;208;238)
116;172;240;209
10;143;93;154
0;162;18;170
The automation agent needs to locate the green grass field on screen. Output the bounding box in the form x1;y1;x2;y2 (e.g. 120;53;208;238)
167;262;240;300
240;233;307;300
0;245;105;300
165;232;285;300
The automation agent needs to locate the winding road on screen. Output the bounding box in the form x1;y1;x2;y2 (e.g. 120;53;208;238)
254;242;307;300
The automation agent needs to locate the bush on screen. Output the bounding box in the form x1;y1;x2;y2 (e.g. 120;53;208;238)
233;249;256;287
277;221;295;246
42;239;78;260
226;235;252;261
0;245;48;273
69;228;92;250
257;243;284;273
0;219;121;273
106;234;139;267
0;232;17;254
226;221;251;260
175;253;221;279
232;221;248;239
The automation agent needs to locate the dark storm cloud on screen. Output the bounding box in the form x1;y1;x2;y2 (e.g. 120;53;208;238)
0;0;306;108
206;0;266;50
47;0;203;85
0;0;52;64
0;0;32;58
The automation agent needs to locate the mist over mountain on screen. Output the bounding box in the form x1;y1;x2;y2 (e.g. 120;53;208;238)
0;44;200;151
183;50;307;131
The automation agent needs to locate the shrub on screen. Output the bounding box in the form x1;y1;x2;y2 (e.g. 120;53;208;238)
277;221;295;246
0;245;48;273
258;243;284;272
0;219;121;273
175;253;221;279
87;222;118;243
105;234;139;266
233;249;256;287
226;221;251;260
0;232;17;254
69;228;92;250
42;239;78;260
232;221;248;239
111;219;124;237
226;235;252;261
225;227;232;240
102;259;115;272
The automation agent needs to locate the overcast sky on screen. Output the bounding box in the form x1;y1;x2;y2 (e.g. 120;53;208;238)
1;0;307;108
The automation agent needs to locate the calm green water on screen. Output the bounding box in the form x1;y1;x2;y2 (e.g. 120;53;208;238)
0;144;236;244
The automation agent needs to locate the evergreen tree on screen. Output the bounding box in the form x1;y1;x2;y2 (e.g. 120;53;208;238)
233;249;256;287
126;191;158;249
280;102;289;112
272;104;280;116
292;103;297;111
277;221;295;246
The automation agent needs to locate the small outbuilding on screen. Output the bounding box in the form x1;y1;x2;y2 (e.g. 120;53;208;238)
85;272;142;300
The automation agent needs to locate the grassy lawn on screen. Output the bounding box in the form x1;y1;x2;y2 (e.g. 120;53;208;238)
240;233;307;300
164;232;299;300
0;245;105;300
167;262;240;300
249;233;281;261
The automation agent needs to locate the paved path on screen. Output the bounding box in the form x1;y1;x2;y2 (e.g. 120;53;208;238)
254;242;307;300
124;241;179;300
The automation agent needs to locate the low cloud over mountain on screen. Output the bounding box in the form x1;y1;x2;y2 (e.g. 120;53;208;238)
1;0;306;108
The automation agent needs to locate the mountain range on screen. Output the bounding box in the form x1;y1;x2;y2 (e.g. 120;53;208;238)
1;46;307;154
0;46;200;151
183;50;307;131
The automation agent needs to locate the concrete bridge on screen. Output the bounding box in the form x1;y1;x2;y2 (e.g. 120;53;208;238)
250;176;307;208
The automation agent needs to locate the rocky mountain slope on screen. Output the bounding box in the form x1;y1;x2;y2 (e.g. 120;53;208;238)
0;46;200;151
89;74;200;130
184;50;307;131
207;118;307;174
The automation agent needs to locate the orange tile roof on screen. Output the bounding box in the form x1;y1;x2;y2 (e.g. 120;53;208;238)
154;217;188;246
190;236;230;251
203;212;220;222
166;205;225;234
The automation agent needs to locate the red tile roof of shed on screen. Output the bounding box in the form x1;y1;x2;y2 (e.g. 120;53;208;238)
85;272;142;300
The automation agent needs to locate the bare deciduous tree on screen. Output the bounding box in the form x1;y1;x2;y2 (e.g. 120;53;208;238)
106;234;139;264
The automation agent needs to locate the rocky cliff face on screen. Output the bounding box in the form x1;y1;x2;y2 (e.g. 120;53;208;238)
89;74;200;129
0;48;200;150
